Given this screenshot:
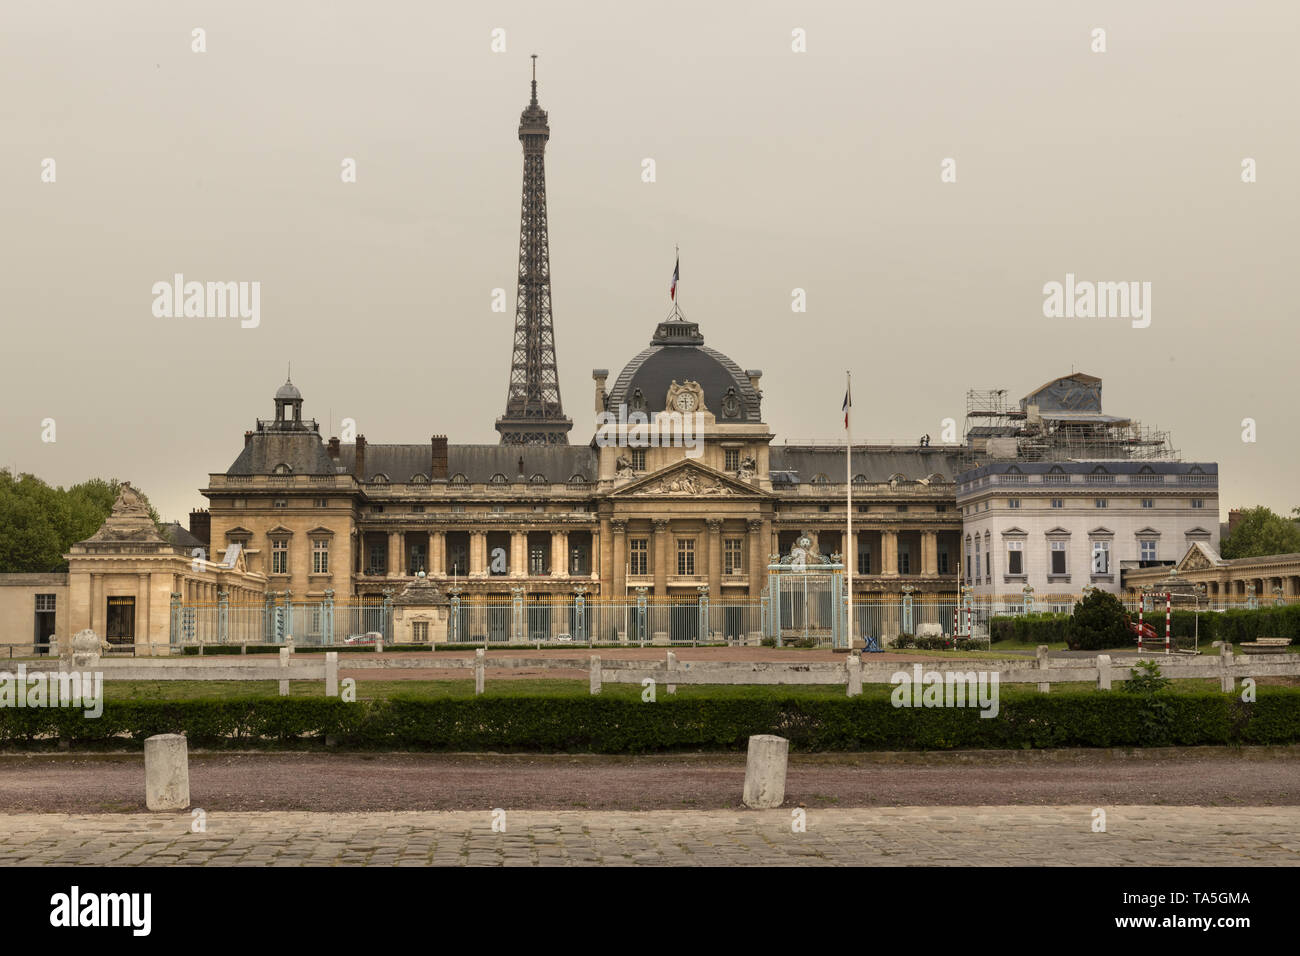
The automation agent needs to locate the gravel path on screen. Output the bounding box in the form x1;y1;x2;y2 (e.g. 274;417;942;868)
2;748;1297;813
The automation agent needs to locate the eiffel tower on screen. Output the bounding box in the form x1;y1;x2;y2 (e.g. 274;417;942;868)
495;56;573;446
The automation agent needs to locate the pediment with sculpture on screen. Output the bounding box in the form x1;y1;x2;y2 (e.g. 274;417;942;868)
611;461;766;499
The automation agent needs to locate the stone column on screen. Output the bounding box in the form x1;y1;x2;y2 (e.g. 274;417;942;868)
470;531;487;577
653;519;669;597
882;530;898;576
923;531;938;575
551;529;568;577
429;530;443;575
387;531;401;578
511;530;527;578
747;519;765;598
706;518;723;596
611;520;627;598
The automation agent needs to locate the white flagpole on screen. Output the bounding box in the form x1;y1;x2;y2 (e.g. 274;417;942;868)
846;371;853;651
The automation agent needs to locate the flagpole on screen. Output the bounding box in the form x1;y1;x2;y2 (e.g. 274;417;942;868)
846;370;853;652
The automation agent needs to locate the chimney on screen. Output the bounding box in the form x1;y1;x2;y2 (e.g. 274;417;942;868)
188;509;211;550
430;435;448;479
1228;508;1243;536
592;369;609;413
244;430;254;447
355;434;367;480
327;437;340;459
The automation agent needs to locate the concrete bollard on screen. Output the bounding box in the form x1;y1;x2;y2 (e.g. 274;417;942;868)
325;651;339;697
666;651;677;695
589;655;601;695
279;647;290;696
474;648;485;695
376;636;384;654
1036;645;1051;693
1219;641;1235;693
144;734;190;811
1096;654;1111;691
742;734;789;809
846;654;862;697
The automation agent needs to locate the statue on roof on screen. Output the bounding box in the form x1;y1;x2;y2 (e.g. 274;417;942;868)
112;481;151;518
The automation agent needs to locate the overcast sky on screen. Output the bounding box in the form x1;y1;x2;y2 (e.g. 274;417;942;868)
1;0;1296;523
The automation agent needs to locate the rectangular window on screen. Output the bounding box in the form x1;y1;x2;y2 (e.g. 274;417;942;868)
724;538;743;574
725;449;740;472
676;538;695;576
451;504;465;513
368;544;385;574
529;547;545;575
411;505;425;513
898;550;910;574
1140;540;1157;562
1051;498;1063;509
935;505;947;513
370;505;384;514
1007;540;1024;575
629;538;648;576
1091;540;1110;574
272;539;289;575
273;499;288;509
314;498;329;508
858;550;871;575
896;505;908;513
974;538;980;580
412;621;429;643
1007;498;1020;509
491;505;505;513
630;449;646;471
1141;498;1154;509
35;594;56;611
311;539;329;574
1191;499;1205;509
1051;541;1067;575
1095;499;1108;509
937;550;950;575
409;543;426;574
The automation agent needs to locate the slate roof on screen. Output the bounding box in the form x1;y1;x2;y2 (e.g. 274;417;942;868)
334;444;599;483
768;446;966;483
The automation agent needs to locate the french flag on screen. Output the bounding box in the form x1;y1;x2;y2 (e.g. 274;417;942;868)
670;256;679;301
842;382;851;429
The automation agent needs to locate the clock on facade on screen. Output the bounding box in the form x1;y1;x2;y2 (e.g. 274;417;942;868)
675;391;698;413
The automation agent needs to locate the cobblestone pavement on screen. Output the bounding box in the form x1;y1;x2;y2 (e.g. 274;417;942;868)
1;806;1298;865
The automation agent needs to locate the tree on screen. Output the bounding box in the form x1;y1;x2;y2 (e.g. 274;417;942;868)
1065;589;1132;651
1221;506;1300;559
0;470;162;573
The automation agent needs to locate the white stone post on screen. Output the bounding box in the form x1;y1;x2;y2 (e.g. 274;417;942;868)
742;734;789;809
279;647;291;696
666;650;677;694
1219;641;1235;693
1096;654;1111;691
1036;644;1050;693
325;651;339;697
846;654;862;697
475;647;485;695
144;734;190;811
589;655;601;695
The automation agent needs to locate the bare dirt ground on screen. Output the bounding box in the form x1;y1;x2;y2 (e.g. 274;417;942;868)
2;748;1297;813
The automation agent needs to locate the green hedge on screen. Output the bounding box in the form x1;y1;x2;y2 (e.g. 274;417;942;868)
990;613;1071;644
4;690;1299;752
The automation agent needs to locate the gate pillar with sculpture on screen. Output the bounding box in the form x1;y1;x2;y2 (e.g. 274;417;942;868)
764;533;846;649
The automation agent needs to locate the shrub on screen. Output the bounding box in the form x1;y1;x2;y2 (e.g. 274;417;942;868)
892;633;916;649
989;613;1070;644
5;689;1299;752
1066;591;1132;651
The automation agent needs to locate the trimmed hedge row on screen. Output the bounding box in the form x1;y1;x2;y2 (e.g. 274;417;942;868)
4;689;1299;752
991;603;1300;646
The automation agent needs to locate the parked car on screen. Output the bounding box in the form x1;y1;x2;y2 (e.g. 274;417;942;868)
343;632;383;645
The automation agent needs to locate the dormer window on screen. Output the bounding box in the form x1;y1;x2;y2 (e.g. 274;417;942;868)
489;473;508;486
449;474;469;487
273;463;292;475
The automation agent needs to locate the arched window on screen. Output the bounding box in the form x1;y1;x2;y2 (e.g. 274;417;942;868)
273;463;292;475
410;473;429;484
449;473;469;487
489;473;508;486
369;474;389;484
529;473;548;485
812;473;830;484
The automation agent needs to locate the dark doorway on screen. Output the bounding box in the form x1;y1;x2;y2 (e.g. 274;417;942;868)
106;596;136;644
33;594;56;654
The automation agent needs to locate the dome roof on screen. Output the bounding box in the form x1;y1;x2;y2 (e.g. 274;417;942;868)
606;317;761;421
275;379;302;401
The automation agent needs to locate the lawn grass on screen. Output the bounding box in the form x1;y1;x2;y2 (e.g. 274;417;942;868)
101;674;1247;702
